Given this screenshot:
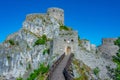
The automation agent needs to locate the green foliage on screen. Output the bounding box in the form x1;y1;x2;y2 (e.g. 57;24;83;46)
34;38;45;45
20;61;23;66
7;55;11;60
43;48;50;55
41;34;47;40
39;63;49;74
34;35;47;46
16;77;23;80
27;63;49;80
93;67;100;76
26;63;31;70
28;63;31;70
114;37;120;47
9;39;15;45
110;37;120;80
60;25;72;31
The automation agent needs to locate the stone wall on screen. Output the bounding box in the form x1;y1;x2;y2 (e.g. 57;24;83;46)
98;38;119;59
52;31;78;55
102;38;117;45
47;7;64;25
0;7;64;79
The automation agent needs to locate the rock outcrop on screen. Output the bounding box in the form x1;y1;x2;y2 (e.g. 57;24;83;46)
0;7;64;79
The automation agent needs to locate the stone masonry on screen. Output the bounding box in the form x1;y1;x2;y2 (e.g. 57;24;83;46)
52;31;78;55
98;38;119;59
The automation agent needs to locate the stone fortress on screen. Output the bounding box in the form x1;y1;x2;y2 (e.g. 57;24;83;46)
23;7;64;39
26;7;64;25
25;7;118;57
25;7;78;56
47;8;64;25
52;31;78;55
0;7;119;80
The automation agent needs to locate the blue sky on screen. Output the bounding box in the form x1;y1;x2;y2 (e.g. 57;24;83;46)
0;0;120;45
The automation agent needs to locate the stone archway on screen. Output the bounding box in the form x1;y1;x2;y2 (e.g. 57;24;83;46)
66;46;71;55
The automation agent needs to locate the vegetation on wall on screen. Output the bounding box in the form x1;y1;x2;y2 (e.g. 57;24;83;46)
93;67;100;76
26;63;31;70
33;35;47;46
7;55;11;60
7;39;19;46
43;48;50;55
60;25;72;31
8;39;15;45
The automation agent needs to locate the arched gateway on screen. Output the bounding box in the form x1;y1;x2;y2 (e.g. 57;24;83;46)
66;46;71;55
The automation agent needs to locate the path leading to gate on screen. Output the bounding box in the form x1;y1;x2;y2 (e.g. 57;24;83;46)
50;54;70;80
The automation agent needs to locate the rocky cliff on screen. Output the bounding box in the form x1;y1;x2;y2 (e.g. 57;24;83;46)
0;7;118;80
0;7;63;79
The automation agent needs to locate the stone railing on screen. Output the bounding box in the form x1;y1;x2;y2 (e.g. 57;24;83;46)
46;53;65;80
63;53;74;80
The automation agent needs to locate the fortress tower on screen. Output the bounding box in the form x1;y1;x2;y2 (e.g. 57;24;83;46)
98;38;119;59
102;38;117;45
47;7;64;25
51;31;78;55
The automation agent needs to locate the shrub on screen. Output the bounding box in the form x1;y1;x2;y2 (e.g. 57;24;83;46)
42;34;47;40
28;63;31;70
7;55;11;60
43;48;50;55
93;67;100;76
34;35;47;46
39;63;49;74
16;77;23;80
27;63;49;80
8;39;15;45
60;25;72;31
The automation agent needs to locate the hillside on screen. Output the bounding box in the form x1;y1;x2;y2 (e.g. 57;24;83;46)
0;7;118;80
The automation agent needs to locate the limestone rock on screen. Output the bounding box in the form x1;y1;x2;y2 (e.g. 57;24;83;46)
0;7;64;79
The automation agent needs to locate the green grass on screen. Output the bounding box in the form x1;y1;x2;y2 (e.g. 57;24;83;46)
27;63;49;80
